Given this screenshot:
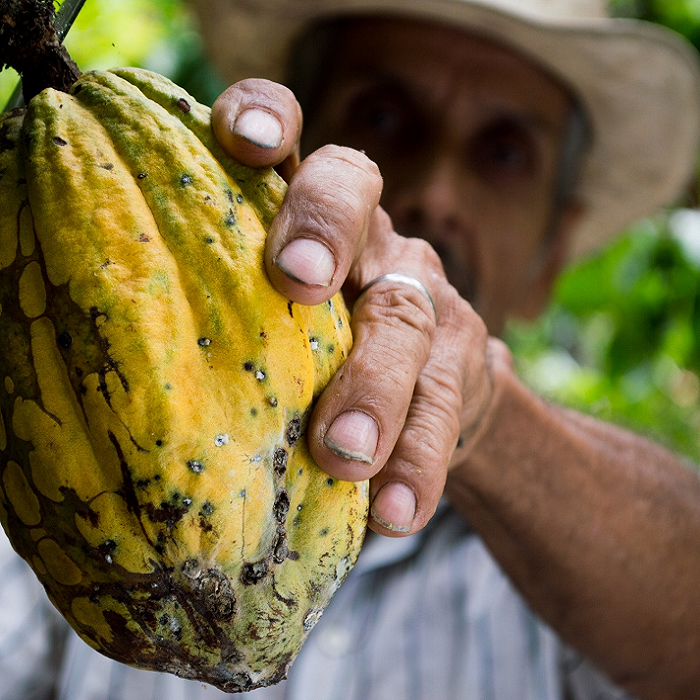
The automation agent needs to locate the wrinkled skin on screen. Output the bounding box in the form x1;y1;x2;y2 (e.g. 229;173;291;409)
211;18;700;700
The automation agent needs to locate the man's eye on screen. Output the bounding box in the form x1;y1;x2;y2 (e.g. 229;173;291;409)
470;121;537;179
362;103;402;134
343;88;420;150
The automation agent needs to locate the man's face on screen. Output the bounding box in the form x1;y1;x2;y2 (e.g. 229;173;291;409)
302;18;580;334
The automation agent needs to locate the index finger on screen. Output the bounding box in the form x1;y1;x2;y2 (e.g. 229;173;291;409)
211;79;302;178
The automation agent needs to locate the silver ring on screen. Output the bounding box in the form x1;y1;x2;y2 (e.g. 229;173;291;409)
355;273;436;316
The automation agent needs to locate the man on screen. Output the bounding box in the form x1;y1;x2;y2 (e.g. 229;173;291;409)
3;0;700;698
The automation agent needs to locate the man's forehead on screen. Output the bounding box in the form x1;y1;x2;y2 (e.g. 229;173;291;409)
323;16;572;128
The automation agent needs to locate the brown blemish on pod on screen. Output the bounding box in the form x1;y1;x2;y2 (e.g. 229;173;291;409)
272;530;288;564
240;559;268;585
273;490;290;524
181;560;237;621
273;448;287;476
286;416;301;446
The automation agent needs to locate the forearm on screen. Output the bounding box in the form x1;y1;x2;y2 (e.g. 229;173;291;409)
446;355;700;700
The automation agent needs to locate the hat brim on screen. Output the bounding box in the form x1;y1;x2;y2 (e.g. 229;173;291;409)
191;0;700;260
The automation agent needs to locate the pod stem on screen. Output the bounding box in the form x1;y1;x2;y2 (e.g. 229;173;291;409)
0;0;80;103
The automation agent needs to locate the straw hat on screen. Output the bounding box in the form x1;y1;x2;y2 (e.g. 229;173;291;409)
190;0;700;259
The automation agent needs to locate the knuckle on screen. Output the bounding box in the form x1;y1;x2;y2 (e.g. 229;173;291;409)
406;237;444;272
310;144;383;187
359;284;436;341
237;78;297;104
444;287;487;342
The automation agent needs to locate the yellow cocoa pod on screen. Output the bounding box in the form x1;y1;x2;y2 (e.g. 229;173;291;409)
0;69;368;692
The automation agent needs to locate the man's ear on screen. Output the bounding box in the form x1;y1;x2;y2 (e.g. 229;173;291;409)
515;199;586;321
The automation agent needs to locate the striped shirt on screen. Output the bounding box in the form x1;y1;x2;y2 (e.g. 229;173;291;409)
0;503;634;700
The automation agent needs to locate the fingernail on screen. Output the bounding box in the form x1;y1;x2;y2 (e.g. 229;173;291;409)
324;411;378;464
371;483;416;533
276;238;335;287
233;108;283;149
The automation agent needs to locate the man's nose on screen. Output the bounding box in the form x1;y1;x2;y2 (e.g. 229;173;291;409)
387;156;465;238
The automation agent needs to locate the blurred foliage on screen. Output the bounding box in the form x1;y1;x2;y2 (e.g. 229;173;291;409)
0;0;225;108
507;216;700;461
1;0;700;460
610;0;700;51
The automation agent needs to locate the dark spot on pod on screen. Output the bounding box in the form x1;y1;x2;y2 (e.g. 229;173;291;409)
182;563;237;620
273;448;288;476
188;460;204;474
145;501;189;528
226;189;234;203
200;570;236;619
327;478;335;486
100;163;114;170
176;97;191;113
198;337;211;347
286;417;301;446
268;396;278;407
244;361;255;372
222;672;256;693
137;172;147;179
240;559;268;585
180;174;193;186
303;608;323;632
53;136;67;147
287;301;294;318
99;539;117;564
236;194;243;204
250;407;258;417
200;501;214;516
225;210;236;226
204;236;215;244
273;490;290;523
181;558;201;579
155;439;163;447
287;550;300;561
57;331;73;349
319;528;329;537
138;233;150;242
135;478;150;488
272;531;288;564
327;344;335;354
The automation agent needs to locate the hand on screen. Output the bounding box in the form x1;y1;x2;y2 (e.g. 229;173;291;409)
212;80;496;536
